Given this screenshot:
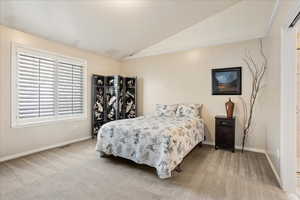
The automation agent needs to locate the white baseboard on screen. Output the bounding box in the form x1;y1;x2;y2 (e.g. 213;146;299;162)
202;141;265;153
288;193;300;200
203;141;282;187
265;151;282;188
0;136;92;162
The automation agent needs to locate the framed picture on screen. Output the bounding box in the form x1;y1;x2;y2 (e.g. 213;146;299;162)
212;67;242;95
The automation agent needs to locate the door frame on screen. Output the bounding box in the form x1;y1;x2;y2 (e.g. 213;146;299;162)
281;26;297;193
280;2;300;193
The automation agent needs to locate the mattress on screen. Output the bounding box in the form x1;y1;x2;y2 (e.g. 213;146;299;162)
96;115;204;178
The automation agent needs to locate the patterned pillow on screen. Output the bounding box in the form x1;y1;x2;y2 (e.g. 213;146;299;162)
176;104;202;118
155;104;178;117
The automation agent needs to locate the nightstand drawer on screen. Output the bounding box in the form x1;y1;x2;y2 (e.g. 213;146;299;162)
216;120;234;127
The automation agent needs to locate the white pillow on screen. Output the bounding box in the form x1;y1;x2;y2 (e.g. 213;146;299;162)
155;104;178;117
176;104;202;118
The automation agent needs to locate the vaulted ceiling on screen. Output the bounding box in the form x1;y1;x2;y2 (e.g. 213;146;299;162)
130;0;277;59
0;0;276;60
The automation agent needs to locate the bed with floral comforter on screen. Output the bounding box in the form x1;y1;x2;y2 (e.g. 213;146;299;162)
96;115;204;179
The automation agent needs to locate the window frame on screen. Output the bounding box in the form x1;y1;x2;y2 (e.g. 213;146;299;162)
11;43;88;128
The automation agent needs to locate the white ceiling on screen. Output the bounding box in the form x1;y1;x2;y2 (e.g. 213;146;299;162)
129;0;277;59
0;0;241;59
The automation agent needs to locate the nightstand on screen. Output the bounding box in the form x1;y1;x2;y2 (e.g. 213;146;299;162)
215;115;235;152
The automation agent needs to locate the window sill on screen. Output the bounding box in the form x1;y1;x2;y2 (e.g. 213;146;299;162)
11;115;87;128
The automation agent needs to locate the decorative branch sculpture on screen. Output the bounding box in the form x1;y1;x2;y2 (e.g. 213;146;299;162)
241;39;267;152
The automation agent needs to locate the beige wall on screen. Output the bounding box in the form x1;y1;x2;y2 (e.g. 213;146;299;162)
121;39;267;150
0;25;121;159
262;1;297;175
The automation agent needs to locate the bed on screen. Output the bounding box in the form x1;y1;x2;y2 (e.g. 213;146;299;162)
95;104;204;179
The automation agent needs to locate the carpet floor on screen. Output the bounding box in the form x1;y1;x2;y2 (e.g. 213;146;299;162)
0;139;286;200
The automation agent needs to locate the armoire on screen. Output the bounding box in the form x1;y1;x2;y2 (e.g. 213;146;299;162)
91;75;137;138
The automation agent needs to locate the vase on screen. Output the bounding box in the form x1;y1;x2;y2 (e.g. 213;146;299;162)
225;98;234;119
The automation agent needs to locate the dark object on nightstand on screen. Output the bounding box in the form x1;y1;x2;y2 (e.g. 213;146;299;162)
225;98;234;119
215;115;235;152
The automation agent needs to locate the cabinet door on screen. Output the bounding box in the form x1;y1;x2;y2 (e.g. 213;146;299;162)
105;86;117;121
222;126;234;147
118;87;124;119
94;86;105;122
92;75;105;137
216;122;234;148
124;77;136;119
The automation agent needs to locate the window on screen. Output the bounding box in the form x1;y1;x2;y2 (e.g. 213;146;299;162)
11;44;87;127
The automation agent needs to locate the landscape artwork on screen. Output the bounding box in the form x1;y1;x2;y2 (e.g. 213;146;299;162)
212;67;242;95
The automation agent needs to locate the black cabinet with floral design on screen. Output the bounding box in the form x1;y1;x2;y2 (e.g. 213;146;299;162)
124;77;137;119
91;75;137;138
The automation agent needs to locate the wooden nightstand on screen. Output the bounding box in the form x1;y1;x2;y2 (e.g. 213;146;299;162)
215;115;235;152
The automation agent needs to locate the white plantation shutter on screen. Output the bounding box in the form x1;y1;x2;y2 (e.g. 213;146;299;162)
13;45;86;127
57;62;84;116
17;52;56;119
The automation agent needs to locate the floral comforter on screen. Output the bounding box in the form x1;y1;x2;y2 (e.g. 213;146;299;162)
96;115;204;179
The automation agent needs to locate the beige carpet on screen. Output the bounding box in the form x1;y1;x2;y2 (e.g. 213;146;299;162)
0;139;286;200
